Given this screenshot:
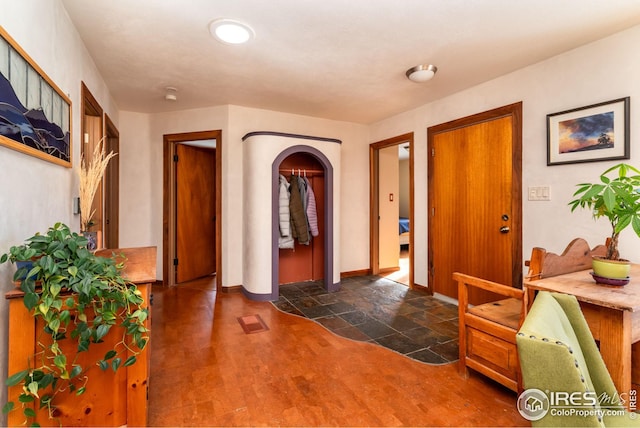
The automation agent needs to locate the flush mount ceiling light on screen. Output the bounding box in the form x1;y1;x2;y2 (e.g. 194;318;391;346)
406;64;438;83
209;19;254;44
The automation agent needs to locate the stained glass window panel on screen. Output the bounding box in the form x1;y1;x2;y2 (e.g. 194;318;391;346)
0;37;8;79
41;79;53;122
9;49;27;107
26;67;40;110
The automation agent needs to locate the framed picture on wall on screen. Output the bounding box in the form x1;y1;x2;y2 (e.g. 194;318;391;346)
547;97;629;166
0;26;72;167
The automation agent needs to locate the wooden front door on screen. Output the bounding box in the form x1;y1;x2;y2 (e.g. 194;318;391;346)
175;143;216;283
428;103;522;304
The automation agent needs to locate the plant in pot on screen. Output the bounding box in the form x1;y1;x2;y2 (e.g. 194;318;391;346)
0;222;148;426
569;163;640;281
79;140;117;250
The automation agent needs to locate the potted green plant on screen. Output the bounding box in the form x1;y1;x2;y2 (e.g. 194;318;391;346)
569;163;640;279
0;222;148;425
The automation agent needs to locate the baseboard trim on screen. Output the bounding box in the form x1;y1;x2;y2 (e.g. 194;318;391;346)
434;292;458;306
412;282;431;294
242;286;277;301
377;267;400;275
221;285;243;293
341;269;370;278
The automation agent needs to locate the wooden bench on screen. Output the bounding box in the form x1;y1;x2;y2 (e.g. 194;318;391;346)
455;237;606;392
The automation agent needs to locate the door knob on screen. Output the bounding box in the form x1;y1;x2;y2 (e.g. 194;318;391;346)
500;226;510;233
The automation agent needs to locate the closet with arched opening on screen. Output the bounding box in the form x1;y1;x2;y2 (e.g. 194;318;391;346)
277;152;325;284
242;132;341;301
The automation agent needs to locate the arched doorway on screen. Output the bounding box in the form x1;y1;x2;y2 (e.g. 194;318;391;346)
271;145;336;300
241;131;341;301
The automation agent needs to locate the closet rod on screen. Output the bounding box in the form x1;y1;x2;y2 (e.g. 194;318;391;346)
279;168;325;175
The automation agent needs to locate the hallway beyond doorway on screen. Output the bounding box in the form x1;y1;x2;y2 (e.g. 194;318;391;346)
382;246;409;285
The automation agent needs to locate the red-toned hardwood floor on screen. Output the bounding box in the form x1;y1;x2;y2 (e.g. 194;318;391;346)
148;276;527;427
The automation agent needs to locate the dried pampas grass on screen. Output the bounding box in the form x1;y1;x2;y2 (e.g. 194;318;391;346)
79;139;117;231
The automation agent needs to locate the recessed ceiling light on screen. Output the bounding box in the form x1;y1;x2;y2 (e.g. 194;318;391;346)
209;19;254;45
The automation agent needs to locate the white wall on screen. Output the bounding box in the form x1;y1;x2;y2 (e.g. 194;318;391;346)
118;111;156;247
227;106;370;277
118;105;369;287
0;0;120;422
370;24;640;286
378;145;400;269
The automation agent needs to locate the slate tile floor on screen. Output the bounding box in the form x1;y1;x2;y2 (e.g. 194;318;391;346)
272;275;459;364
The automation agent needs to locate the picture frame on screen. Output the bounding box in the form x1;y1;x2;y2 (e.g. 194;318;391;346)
0;26;72;168
547;97;629;166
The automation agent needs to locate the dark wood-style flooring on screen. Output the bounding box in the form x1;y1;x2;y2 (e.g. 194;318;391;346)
148;276;527;427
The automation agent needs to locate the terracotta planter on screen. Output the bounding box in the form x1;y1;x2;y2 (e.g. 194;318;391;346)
592;255;631;279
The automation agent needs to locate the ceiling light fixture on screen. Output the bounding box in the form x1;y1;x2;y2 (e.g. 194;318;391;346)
209;19;254;44
165;87;178;101
406;64;438;83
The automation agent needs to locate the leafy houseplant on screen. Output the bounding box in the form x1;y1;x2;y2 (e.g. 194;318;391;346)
0;222;148;425
569;163;640;277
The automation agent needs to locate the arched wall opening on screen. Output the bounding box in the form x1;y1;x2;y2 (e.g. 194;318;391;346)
241;132;341;301
272;145;337;299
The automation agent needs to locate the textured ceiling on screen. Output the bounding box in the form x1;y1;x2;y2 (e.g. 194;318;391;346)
61;0;640;124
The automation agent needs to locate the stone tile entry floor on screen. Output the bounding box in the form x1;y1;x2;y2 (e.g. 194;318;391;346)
272;275;459;364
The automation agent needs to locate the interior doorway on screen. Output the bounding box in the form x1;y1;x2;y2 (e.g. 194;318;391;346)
269;143;337;298
80;82;105;246
104;114;119;249
369;133;414;287
162;130;222;288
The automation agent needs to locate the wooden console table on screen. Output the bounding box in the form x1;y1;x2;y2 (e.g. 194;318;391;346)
524;264;640;404
6;246;156;427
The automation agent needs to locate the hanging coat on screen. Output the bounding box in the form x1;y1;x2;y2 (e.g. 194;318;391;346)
296;175;311;243
298;175;308;214
278;174;294;249
289;174;310;245
304;177;319;237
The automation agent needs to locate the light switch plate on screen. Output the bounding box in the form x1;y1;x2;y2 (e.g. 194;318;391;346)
528;186;550;201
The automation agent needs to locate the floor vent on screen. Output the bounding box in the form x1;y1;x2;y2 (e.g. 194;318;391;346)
237;314;269;334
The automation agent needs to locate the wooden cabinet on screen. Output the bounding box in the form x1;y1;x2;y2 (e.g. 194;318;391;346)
5;246;156;427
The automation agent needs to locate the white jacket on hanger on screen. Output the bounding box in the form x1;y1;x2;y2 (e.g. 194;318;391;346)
278;174;294;249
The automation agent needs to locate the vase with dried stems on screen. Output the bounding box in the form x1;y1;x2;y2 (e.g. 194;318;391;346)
79;139;117;250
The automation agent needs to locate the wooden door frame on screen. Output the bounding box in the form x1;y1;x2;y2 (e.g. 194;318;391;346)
369;132;414;288
162;130;222;288
104;113;119;249
80;82;104;240
427;102;523;290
